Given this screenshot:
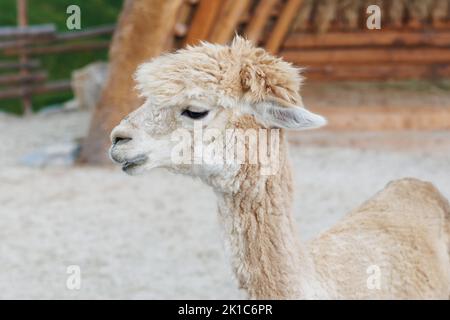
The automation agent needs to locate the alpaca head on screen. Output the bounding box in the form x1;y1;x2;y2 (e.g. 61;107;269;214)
110;37;326;182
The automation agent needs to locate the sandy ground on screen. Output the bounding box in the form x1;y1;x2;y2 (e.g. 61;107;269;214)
0;108;450;299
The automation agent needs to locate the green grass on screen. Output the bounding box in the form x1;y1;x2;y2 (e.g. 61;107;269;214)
0;0;123;114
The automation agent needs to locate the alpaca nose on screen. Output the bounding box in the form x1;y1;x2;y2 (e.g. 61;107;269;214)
111;129;132;146
113;136;132;146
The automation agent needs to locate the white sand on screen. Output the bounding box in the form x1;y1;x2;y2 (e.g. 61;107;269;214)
0;110;449;299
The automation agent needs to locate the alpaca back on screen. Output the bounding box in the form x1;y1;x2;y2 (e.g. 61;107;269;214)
308;178;450;299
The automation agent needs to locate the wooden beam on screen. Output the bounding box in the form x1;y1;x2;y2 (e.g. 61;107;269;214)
0;71;47;85
0;39;29;50
244;0;278;44
240;2;281;23
284;31;450;49
4;41;110;55
0;23;55;38
184;0;222;45
0;80;71;100
281;48;450;65
208;0;251;44
309;105;450;131
0;25;115;51
294;21;450;35
56;25;115;41
266;0;303;54
0;59;40;70
305;65;450;81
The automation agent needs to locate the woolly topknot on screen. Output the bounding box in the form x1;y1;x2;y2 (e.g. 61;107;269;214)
134;36;303;108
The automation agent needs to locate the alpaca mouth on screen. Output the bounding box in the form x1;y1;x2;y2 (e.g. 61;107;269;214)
121;155;148;172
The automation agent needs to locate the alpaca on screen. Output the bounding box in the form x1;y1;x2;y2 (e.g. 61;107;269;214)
109;37;450;299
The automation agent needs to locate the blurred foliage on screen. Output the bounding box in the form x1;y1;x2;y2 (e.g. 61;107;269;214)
0;0;123;114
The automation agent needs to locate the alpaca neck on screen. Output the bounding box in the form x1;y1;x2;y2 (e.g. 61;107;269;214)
214;133;318;299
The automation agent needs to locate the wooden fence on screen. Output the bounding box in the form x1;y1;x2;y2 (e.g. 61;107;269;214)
0;23;114;114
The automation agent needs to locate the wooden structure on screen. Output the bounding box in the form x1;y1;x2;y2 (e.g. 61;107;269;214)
0;23;113;113
169;0;450;81
0;1;114;114
77;0;450;164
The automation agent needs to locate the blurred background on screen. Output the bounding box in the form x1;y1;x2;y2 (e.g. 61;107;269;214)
0;0;449;299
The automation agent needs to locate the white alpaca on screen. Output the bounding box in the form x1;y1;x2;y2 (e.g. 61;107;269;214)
109;37;450;299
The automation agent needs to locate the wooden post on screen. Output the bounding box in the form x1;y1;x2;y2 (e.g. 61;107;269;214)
244;0;278;44
17;0;32;115
284;30;450;49
266;0;304;54
281;48;450;65
208;0;251;44
4;41;111;55
0;24;56;38
0;80;71;100
184;0;222;46
0;60;40;71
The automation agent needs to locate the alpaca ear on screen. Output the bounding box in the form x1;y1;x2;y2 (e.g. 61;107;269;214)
253;100;327;130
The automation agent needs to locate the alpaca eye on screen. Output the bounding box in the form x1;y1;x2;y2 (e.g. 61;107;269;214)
181;109;209;120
